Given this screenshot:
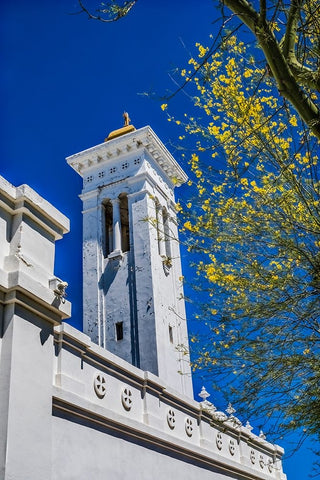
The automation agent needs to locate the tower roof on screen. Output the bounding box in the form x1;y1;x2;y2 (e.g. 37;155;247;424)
104;111;136;141
105;124;136;141
66;126;188;187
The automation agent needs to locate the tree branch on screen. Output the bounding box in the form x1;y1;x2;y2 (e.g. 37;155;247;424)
282;0;302;58
78;0;137;23
222;0;320;139
259;0;266;25
281;0;320;92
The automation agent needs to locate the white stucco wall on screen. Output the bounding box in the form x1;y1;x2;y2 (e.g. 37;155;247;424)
52;416;241;480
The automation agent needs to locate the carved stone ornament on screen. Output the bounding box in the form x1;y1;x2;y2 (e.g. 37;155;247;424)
227;415;242;428
121;387;133;411
93;373;106;399
267;458;274;473
201;401;217;415
229;439;236;456
167;409;176;429
212;411;228;422
259;454;265;469
216;432;223;450
185;417;193;437
250;449;256;464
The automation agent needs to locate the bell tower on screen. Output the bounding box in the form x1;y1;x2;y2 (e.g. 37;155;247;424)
67;119;193;397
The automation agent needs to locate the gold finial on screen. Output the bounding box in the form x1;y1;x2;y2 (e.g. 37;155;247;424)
105;112;136;142
123;111;130;126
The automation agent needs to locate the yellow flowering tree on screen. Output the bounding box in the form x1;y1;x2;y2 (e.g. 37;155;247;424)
171;36;320;444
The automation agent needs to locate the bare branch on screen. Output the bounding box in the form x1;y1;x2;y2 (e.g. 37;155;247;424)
78;0;137;23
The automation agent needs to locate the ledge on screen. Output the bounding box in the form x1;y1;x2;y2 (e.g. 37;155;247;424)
66;126;188;187
0;175;69;240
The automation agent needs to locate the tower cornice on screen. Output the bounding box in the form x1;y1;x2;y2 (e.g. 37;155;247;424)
66;126;188;187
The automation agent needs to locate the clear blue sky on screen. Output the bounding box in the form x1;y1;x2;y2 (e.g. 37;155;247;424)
1;0;316;477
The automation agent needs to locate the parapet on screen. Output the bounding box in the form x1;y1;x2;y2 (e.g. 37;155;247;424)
53;321;287;479
0;176;71;323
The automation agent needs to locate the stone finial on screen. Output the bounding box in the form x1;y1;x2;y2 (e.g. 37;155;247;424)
245;420;253;432
259;430;266;440
226;403;242;428
226;403;236;415
198;386;217;414
198;386;210;401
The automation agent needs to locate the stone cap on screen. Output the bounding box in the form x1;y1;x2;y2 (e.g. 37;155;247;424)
105;124;136;141
66;126;188;187
0;176;69;240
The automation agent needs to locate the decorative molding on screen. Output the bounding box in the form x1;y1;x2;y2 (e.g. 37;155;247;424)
216;432;223;450
167;409;176;430
94;373;107;399
229;439;236;456
66;126;188;187
121;387;133;411
185;417;193;437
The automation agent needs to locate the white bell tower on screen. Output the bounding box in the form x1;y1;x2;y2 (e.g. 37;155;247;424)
67;120;193;397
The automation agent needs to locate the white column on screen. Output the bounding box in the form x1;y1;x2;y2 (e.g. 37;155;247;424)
158;206;166;257
110;198;122;257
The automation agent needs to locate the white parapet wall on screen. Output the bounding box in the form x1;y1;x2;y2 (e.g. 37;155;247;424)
0;175;71;313
53;322;287;480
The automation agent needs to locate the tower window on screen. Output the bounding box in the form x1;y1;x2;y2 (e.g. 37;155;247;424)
104;200;113;257
169;325;173;344
116;322;124;341
119;193;130;253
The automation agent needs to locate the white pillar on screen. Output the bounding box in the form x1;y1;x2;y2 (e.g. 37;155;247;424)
158;206;166;257
111;198;122;256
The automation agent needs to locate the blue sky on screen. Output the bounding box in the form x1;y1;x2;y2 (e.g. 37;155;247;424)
1;0;317;477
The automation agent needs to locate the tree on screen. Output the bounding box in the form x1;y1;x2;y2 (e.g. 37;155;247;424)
168;35;320;447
